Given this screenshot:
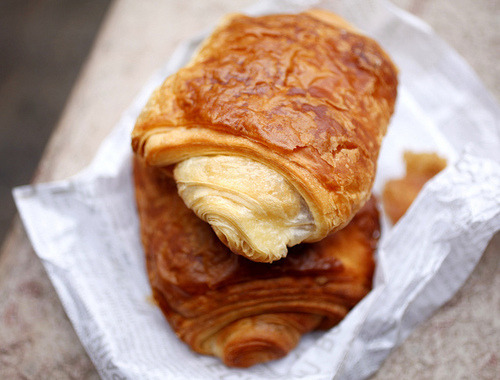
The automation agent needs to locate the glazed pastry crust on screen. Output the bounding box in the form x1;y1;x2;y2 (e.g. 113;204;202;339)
133;157;379;367
132;11;398;244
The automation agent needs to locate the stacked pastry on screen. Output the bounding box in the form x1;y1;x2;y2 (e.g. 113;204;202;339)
132;9;398;368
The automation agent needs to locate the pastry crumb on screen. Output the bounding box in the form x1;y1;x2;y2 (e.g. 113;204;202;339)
382;151;447;224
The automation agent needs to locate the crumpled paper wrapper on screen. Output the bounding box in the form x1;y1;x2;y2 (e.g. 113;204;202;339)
13;0;500;379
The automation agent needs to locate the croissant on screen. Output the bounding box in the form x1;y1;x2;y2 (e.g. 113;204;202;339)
132;10;397;262
133;156;379;368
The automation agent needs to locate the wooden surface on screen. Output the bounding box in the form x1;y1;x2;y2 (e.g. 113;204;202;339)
0;0;498;379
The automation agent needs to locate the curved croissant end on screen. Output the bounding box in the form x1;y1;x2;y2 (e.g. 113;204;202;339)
203;313;323;368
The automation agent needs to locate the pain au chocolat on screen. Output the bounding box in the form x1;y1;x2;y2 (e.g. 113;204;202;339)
131;10;398;263
133;156;379;368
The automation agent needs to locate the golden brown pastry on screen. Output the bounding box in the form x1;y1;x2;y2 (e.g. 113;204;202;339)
133;157;379;368
132;10;398;262
382;151;447;223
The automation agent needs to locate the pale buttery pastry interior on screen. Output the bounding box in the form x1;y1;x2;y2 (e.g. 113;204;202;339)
174;155;315;262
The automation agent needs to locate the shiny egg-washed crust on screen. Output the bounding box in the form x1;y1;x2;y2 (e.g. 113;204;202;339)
131;10;398;241
133;157;379;367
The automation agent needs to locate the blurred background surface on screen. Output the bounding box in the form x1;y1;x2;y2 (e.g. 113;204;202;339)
0;0;111;244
